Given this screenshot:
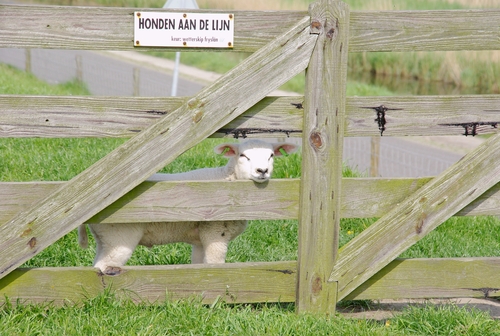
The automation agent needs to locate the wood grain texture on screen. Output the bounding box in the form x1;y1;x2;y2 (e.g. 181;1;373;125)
0;95;304;138
3;257;498;304
346;95;500;137
2;5;500;52
0;262;297;305
349;9;500;52
0;17;318;280
5;178;500;225
87;179;300;223
296;0;349;314
0;5;307;52
4;95;500;138
0;181;301;224
346;258;500;300
331;132;500;301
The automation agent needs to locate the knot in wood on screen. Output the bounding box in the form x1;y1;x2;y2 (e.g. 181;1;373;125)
312;275;323;294
27;237;37;249
20;228;32;238
310;20;322;34
192;111;204;123
187;98;201;109
309;131;323;149
326;27;336;40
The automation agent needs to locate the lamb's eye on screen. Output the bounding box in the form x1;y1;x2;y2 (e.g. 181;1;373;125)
240;154;250;161
269;153;274;160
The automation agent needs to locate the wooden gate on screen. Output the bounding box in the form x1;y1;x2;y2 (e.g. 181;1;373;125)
2;0;500;315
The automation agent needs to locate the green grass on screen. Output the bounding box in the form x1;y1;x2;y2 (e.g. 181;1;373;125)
390;304;500;335
18;0;474;10
0;292;381;335
2;291;499;335
0;137;126;182
0;63;89;96
146;50;500;96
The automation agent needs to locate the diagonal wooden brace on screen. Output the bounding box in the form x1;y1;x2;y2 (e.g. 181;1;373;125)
0;16;318;279
331;132;500;301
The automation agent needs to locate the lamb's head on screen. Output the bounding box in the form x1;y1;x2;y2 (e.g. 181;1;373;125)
214;140;298;183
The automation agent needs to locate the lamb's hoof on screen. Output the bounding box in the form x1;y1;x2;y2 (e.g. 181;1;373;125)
102;266;123;276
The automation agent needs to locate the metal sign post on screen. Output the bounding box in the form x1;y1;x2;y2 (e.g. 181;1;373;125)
163;0;199;97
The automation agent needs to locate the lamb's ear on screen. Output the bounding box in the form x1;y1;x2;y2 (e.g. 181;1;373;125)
214;143;239;157
273;143;298;157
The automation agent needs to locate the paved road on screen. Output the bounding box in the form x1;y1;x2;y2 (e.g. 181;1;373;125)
0;48;203;96
0;47;478;177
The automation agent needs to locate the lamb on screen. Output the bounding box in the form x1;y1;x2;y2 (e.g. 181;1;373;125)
78;139;298;275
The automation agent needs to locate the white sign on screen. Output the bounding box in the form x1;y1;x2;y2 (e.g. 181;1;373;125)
134;12;234;48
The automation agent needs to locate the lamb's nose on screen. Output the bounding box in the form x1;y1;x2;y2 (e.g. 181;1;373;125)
256;168;268;175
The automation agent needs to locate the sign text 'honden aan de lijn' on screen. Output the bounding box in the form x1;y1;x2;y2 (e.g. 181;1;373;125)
134;12;234;48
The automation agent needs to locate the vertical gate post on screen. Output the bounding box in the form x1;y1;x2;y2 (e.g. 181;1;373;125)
296;0;349;314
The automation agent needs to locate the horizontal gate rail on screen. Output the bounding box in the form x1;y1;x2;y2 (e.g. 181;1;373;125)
2;95;500;138
3;257;500;305
3;178;500;225
2;5;500;52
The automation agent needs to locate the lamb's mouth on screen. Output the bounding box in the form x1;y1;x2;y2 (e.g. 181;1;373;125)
253;175;269;183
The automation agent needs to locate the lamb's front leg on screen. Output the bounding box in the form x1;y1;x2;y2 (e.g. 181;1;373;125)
191;244;205;264
198;222;232;264
202;240;228;264
89;223;143;274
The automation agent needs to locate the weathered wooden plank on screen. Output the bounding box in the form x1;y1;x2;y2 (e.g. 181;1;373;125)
0;5;307;53
0;262;297;305
0;96;187;138
0;95;304;138
87;179;300;223
0;181;300;225
346;258;500;300
331;132;500;301
296;0;349;314
2;5;500;52
344;177;500;219
349;9;500;52
217;96;304;139
347;95;500;137
5;178;500;224
3;257;499;305
3;95;500;138
0;17;318;280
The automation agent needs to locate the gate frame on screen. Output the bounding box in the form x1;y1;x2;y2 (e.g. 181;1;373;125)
1;0;500;315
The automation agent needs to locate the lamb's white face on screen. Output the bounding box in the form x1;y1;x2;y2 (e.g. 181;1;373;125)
235;147;275;183
214;140;298;183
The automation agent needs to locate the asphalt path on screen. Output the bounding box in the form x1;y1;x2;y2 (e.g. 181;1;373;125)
0;48;203;96
0;47;481;177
